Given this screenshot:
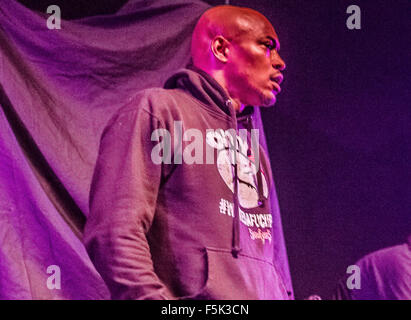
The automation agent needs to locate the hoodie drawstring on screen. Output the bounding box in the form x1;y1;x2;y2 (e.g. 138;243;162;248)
227;101;266;258
226;99;242;258
231;157;241;258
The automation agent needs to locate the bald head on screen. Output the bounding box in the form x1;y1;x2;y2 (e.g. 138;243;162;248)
191;6;274;69
190;5;285;109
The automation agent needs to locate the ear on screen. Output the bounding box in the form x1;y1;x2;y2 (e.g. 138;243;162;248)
211;36;230;63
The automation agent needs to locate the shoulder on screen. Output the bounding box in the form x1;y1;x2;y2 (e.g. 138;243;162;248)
360;244;407;263
103;87;190;138
119;87;185;119
356;244;410;276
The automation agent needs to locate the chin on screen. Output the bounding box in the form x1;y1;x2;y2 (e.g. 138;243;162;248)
260;92;277;107
243;88;277;107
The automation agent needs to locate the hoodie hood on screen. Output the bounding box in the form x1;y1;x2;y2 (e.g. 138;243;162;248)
164;66;255;121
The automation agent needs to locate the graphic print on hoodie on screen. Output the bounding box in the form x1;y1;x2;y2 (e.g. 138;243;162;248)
83;67;290;300
208;128;269;208
205;123;272;245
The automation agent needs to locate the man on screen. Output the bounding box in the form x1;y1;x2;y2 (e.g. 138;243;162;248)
84;5;288;299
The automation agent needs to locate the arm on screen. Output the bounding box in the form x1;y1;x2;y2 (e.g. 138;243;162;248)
84;102;173;300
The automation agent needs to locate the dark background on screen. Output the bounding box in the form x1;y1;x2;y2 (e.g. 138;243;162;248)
18;0;410;299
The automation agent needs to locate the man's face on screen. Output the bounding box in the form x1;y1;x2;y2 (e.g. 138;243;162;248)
224;16;285;107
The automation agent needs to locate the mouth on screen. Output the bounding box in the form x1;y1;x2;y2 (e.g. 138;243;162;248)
270;81;281;94
270;74;283;94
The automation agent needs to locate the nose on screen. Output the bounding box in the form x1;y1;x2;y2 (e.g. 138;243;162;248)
272;51;286;71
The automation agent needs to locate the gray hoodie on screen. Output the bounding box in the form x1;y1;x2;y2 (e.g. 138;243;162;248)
84;67;290;300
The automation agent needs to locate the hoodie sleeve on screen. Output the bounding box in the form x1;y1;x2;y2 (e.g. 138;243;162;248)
83;99;173;300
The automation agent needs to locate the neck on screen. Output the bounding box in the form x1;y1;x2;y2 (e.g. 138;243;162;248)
206;69;245;113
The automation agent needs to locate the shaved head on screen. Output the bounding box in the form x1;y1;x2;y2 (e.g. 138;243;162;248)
191;6;276;67
191;5;285;110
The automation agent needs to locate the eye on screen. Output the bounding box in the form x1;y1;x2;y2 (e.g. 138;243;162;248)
261;41;277;55
265;42;276;51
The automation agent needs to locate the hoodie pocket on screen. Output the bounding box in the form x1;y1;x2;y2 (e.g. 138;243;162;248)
179;247;288;300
